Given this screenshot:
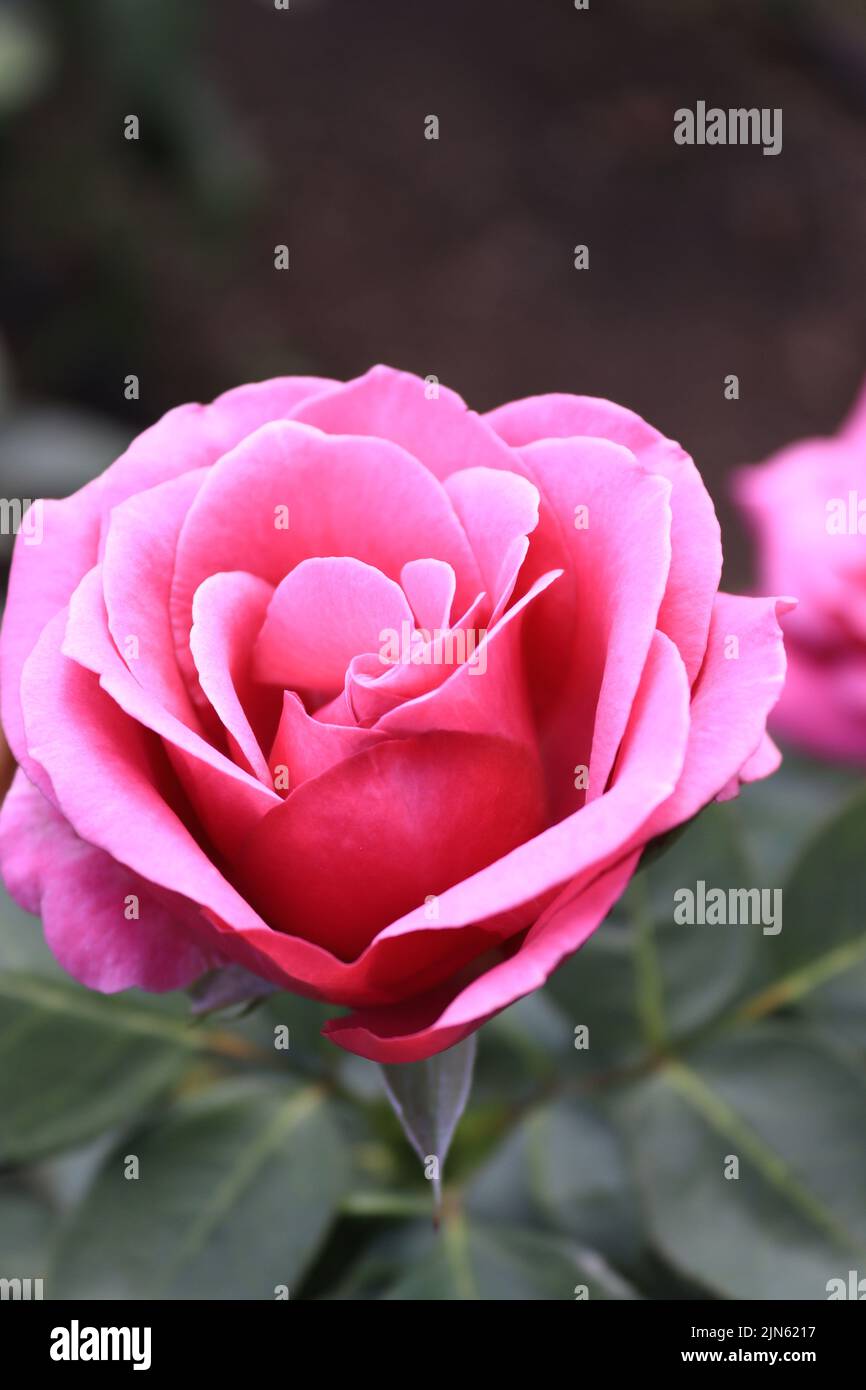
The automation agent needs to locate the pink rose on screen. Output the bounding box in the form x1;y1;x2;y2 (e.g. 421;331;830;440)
736;380;866;765
0;366;789;1061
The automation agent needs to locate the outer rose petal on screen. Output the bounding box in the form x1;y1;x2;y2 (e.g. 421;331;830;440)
716;733;782;803
61;568;278;852
0;377;334;776
21;608;279;942
208;375;337;436
514;436;673;808
103;469;209;727
324;851;642;1062
485;392;722;684
290;363;517;482
0;770;217;991
640;593;794;840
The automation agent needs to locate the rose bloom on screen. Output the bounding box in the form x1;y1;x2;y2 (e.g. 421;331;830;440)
0;367;789;1061
736;380;866;766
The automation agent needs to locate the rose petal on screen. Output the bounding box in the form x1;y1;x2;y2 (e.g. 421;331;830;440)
61;568;278;850
252;556;414;697
513;436;673;814
0;769;218;991
269;691;385;789
715;732;782;802
19;603;516;1008
375;570;561;748
190;572;278;783
486;392;722;684
1;378;333;776
444;466;539;618
324;850;641;1061
236;731;548;960
18;609;371;1000
169;421;484;698
642;593;794;838
400;558;456;632
343;589;489;726
290;363;516;482
354;628;689;962
102;469;208;726
209;375;337;435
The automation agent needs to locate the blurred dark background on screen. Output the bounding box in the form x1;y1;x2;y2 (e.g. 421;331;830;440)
1;0;864;586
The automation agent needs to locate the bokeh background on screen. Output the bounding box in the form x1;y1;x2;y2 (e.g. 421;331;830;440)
2;0;866;583
0;0;865;1302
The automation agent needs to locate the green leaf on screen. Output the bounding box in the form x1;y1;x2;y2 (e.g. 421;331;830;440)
688;784;866;1055
738;785;866;1046
0;1181;51;1276
734;750;861;882
544;802;758;1073
544;909;644;1074
380;1035;477;1204
641;799;776;1034
0;972;215;1163
474;993;567;1099
382;1221;639;1300
52;1079;350;1299
0;884;59;975
232;989;339;1079
326;1222;437;1300
468;1096;641;1267
615;1025;866;1299
806;960;866;1055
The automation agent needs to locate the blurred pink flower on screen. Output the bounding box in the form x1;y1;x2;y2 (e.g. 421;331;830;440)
737;380;866;766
